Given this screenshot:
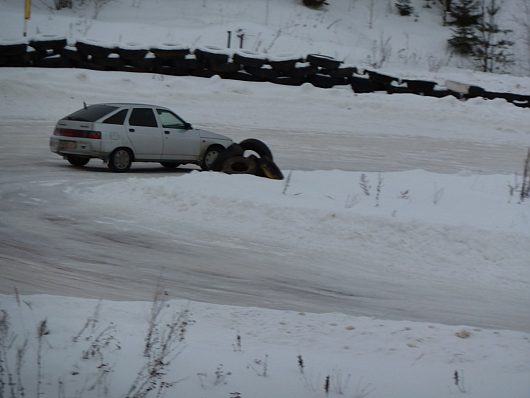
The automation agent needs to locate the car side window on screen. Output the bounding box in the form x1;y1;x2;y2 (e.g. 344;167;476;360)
129;108;158;127
102;109;128;125
157;109;186;129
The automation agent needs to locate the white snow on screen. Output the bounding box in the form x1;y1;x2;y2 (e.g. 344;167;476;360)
1;0;530;397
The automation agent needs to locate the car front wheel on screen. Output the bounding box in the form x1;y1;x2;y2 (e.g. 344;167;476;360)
67;155;90;167
201;145;224;171
108;148;132;172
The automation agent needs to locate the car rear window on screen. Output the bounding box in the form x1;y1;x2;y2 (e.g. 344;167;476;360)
102;109;128;125
63;104;118;122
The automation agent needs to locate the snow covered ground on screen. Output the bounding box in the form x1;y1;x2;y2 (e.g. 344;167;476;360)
1;0;530;396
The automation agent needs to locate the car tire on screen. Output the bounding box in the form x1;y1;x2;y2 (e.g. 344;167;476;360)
67;155;90;167
222;155;258;175
201;145;225;171
209;143;244;172
108;148;132;172
160;162;180;169
239;138;273;161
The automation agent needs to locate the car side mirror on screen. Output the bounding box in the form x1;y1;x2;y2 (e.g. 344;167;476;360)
183;122;192;130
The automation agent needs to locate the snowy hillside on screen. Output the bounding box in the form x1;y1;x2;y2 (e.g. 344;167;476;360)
1;0;530;76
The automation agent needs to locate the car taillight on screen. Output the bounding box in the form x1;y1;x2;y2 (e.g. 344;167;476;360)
54;128;101;139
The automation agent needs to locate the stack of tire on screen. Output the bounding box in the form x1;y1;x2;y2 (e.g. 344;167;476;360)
0;41;29;67
232;50;275;82
151;44;199;76
305;54;354;88
114;43;149;73
210;139;283;180
27;36;68;68
75;40;120;71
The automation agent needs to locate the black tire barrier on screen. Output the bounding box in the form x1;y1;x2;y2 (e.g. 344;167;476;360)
194;48;229;67
227;71;266;82
0;43;27;56
268;58;301;73
350;76;376;93
1;53;30;67
289;64;318;79
309;74;346;88
321;66;356;79
482;91;530;107
386;85;412;94
75;41;115;60
210;143;245;172
466;85;486;98
77;60;109;71
426;89;458;98
403;79;436;95
171;58;203;70
33;55;71;68
128;57;156;70
29;38;67;53
306;54;342;69
116;47;148;62
150;47;190;60
210;62;241;74
239;138;273;161
93;57;124;69
233;52;266;68
190;68;217;78
271;76;306;86
4;38;529;110
244;66;278;80
155;65;190;76
60;47;83;64
255;157;284;180
366;70;399;90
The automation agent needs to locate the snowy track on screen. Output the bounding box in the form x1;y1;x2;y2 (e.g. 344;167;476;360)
1;113;529;332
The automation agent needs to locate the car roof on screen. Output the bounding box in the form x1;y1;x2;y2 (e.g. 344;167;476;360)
101;103;169;109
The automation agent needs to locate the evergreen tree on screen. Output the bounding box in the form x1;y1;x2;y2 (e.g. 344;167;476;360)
472;0;514;72
447;0;481;55
395;0;414;16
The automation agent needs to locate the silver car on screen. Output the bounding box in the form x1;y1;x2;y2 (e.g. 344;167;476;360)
50;103;233;172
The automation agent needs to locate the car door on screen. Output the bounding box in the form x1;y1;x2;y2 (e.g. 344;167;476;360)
156;109;201;160
126;107;163;160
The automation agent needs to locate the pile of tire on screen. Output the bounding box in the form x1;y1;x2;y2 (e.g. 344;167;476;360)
0;42;29;67
27;36;69;68
209;139;283;180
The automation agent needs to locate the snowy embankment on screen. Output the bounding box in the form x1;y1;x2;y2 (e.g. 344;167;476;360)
0;169;519;397
1;293;530;398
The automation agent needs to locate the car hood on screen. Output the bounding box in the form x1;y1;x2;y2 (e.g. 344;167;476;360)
194;128;233;142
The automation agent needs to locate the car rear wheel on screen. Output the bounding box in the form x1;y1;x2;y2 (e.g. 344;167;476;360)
108;148;132;172
66;155;90;167
201;145;224;171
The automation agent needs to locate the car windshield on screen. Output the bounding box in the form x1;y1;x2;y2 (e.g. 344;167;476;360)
63;104;118;122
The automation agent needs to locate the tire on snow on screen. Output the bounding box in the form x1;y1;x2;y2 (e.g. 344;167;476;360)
221;155;258;175
239;138;273;161
209;143;244;172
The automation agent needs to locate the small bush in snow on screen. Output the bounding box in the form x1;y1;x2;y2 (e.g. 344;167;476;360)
302;0;328;10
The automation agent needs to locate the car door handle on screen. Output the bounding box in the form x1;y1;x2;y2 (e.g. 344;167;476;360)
164;130;170;135
129;128;135;132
